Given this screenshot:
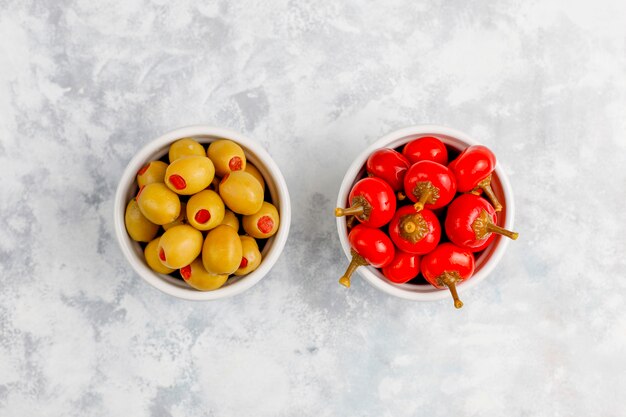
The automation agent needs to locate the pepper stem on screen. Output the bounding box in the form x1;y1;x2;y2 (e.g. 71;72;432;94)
335;206;364;217
403;221;416;234
414;189;432;212
486;223;519;240
411;181;439;211
438;272;464;309
338;250;368;288
474;174;503;212
335;195;372;220
346;215;357;229
448;282;464;309
398;214;428;244
397;191;406;201
473;209;519;241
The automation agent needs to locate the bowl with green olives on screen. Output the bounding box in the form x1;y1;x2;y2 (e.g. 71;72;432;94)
114;125;291;300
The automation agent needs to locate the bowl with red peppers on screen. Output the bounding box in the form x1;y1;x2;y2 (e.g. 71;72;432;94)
335;125;518;308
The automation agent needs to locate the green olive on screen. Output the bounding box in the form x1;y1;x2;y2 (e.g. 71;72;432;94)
180;257;228;291
219;171;264;215
221;209;239;231
136;183;181;225
207;139;246;177
137;161;168;187
144;237;175;274
234;236;262;276
157;225;203;269
186;190;225;231
165;156;215;195
169;138;206;163
163;202;187;231
124;199;159;242
202;224;242;274
242;202;279;238
244;163;265;190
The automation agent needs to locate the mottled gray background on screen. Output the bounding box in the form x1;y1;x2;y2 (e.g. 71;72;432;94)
1;0;625;416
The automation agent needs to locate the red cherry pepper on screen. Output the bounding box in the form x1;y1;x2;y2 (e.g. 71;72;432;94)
445;194;518;251
403;160;457;211
402;136;448;165
421;243;475;309
382;250;420;284
335;177;396;228
448;145;502;211
339;225;395;288
389;205;441;254
366;148;410;191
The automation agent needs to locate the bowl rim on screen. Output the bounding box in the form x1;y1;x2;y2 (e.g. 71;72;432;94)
335;124;515;301
114;125;291;301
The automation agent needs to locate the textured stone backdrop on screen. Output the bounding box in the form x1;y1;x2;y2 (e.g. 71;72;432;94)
1;0;625;416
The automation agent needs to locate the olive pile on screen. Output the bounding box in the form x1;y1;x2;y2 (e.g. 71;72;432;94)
124;138;280;291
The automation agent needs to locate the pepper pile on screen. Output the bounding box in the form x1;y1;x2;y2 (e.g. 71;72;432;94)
335;137;518;308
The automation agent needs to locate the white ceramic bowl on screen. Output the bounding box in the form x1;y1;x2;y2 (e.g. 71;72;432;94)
336;125;515;301
114;125;291;300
